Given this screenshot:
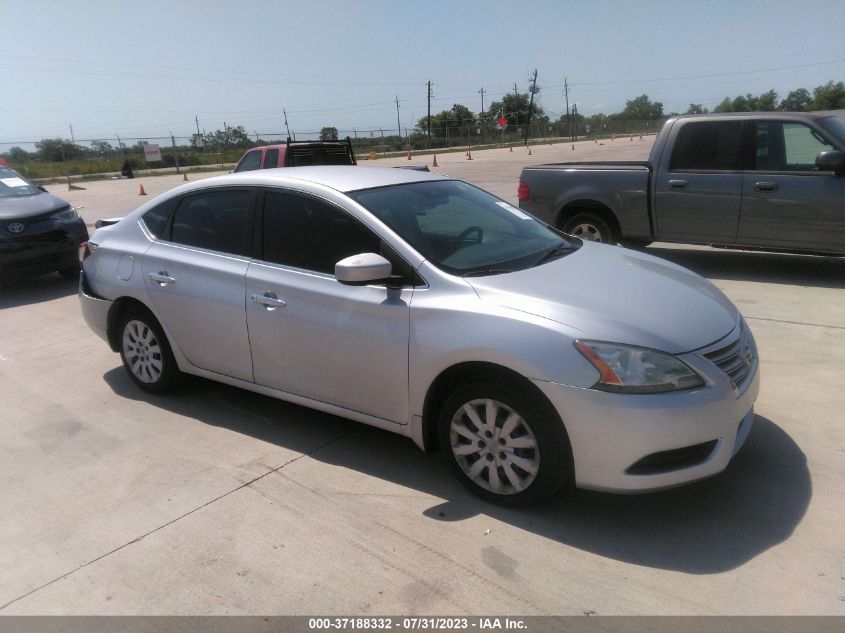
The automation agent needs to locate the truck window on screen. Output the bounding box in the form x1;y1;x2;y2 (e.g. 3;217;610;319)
234;150;262;173
754;121;835;171
669;121;743;171
262;148;279;168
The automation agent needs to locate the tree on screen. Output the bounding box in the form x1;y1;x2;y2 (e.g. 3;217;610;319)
35;138;82;162
757;90;778;111
686;104;708;114
320;126;339;141
417;104;477;137
90;140;114;155
486;93;545;127
810;81;845;110
619;95;664;120
7;146;30;163
780;88;811;112
713;97;734;113
203;125;252;149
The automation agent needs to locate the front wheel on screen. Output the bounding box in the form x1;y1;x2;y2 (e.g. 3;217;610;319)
438;380;572;506
562;212;616;244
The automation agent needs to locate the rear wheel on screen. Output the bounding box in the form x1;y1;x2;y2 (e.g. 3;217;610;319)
438;380;572;506
562;212;616;244
118;308;181;393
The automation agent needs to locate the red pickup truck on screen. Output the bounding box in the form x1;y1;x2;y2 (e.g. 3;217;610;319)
233;138;356;172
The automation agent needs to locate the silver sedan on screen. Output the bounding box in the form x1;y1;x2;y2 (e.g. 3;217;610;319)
79;166;759;505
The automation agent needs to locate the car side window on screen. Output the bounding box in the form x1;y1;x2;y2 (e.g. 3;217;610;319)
234;150;262;173
262;149;279;168
141;198;177;239
754;121;835;171
670;121;744;171
169;189;254;256
262;191;384;276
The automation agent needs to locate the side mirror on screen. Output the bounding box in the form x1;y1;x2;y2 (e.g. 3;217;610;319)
335;253;392;285
815;150;845;175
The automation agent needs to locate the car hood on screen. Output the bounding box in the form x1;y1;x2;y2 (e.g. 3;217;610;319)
464;242;738;353
0;192;70;221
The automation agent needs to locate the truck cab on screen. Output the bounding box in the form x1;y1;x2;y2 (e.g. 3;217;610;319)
233;138;356;173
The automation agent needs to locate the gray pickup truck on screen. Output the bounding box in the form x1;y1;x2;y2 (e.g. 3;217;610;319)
518;111;845;255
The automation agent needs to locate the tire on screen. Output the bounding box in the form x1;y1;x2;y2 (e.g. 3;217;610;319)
438;379;573;506
562;212;616;244
57;265;79;280
117;308;182;394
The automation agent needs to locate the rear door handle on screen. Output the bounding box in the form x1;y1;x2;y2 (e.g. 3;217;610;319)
148;271;175;285
251;292;287;310
755;181;778;192
668;179;688;189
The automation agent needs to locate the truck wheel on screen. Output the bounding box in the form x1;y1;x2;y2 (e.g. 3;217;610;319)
562;213;616;245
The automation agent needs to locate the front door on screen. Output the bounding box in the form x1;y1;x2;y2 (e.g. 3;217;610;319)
245;189;412;424
738;120;845;253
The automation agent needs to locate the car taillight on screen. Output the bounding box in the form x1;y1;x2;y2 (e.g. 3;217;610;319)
79;241;97;268
517;179;530;201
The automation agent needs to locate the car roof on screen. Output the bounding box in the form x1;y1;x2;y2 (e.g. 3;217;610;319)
671;109;845;121
192;165;451;193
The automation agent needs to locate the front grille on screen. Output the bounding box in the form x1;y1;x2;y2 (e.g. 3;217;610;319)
625;440;718;475
1;230;70;248
702;326;754;389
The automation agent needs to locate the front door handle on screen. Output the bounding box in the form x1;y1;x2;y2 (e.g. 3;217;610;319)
755;181;778;192
148;271;175;286
251;292;287;310
668;179;688;189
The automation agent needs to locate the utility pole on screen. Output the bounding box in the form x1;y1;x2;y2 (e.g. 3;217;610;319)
395;96;401;142
513;83;518;97
170;131;180;174
115;134;124;160
564;78;571;139
524;69;538;146
283;108;291;141
478;86;485;145
426;81;433;150
69;123;75;147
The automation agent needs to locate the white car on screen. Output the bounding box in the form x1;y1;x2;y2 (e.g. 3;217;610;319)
79;166;759;505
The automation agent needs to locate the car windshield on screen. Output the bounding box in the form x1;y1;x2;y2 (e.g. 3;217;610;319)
0;166;41;198
348;180;578;275
817;115;845;146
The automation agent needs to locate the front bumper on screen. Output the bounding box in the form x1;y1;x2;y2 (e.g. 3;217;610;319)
532;340;760;493
0;218;88;278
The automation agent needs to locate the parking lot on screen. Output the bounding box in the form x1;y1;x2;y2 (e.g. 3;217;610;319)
1;139;844;615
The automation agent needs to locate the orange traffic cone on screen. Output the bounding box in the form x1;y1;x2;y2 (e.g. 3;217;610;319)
139;184;147;196
407;147;412;160
572;144;575;150
432;154;438;168
630;136;633;142
528;146;532;156
509;145;513;152
466;146;473;160
183;172;188;181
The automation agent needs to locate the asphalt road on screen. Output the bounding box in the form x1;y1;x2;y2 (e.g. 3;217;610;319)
1;139;843;615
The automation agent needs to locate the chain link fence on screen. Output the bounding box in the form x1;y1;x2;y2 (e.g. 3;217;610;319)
1;119;665;182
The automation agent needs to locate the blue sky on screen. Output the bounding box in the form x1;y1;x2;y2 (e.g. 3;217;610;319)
2;0;844;145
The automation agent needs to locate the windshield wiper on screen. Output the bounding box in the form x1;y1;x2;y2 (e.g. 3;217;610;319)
461;267;516;277
533;243;577;267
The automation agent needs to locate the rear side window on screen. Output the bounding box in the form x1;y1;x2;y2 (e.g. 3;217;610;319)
170;189;254;256
670;121;744;171
262;149;279;168
141;198;176;238
234;150;262;173
261;191;380;274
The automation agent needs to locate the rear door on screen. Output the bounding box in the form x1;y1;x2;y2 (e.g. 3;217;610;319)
737;119;845;252
653;119;746;242
261;148;280;169
141;187;256;382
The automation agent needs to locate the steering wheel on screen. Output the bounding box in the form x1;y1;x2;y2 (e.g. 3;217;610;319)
456;225;484;245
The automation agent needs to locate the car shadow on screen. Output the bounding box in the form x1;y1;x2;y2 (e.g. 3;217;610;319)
0;273;78;308
644;246;845;289
103;368;810;575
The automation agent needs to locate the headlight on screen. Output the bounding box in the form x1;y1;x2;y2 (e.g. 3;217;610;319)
574;340;704;394
51;206;78;221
